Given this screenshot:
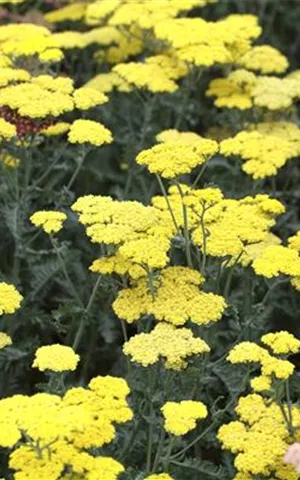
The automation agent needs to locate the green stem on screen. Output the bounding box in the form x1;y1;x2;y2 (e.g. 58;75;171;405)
176;181;193;268
67;150;87;190
155;174;181;236
151;430;165;472
163;436;176;472
72;275;102;350
50;237;84;309
146;367;156;473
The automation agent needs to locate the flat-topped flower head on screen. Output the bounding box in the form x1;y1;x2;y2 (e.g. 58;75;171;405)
0;282;23;314
136;139;218;179
72;87;108;110
68;119;113;146
0;332;12;349
162;400;208;435
123;322;210;370
113;266;226;326
33;344;80;372
0;118;16;140
145;475;174;480
261;331;300;355
30;210;67;234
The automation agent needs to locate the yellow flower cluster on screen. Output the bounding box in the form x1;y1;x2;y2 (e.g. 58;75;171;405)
0;332;12;349
113;266;226;326
228;330;300;385
30;210;67;234
162;400;208;435
112;62;179;93
85;71;130;93
154;15;260;67
152;185;284;259
0;24;63;64
68;119;113;146
207;69;300;110
220;126;300;179
252;244;300;279
72;194;174;270
262;331;300;355
85;0;213;29
136;139;218;178
32;344;80;372
0;118;16;140
123;322;210;370
156;129;204;144
45;2;87;24
90;252;146;280
0;375;131;479
218;393;300;478
237;45;289;73
0;282;23;315
0;74;108;120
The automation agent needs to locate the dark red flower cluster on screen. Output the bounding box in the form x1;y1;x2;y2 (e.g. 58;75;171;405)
0;106;54;137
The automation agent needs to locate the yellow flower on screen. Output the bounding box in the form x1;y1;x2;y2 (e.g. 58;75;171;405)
227;342;269;364
162;400;207;435
261;331;300;355
136;139;218;178
113;266;226;326
32;344;80;372
250;375;272;393
0;332;12;349
145;475;174;480
0;118;16;140
42;122;71;136
30;210;67;234
238;45;288;74
123;322;210;370
0;282;23;314
156;129;204;144
68;119;113;146
252;245;300;278
45;2;87;23
113;62;178;93
72;87;108;110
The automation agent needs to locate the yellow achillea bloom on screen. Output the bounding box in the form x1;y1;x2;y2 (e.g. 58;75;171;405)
72;87;108;109
85;0;211;29
0;83;74;118
0;332;12;349
252;245;300;278
90;252;146;280
113;62;178;93
42;122;71;136
30;210;67;234
31;75;74;94
261;331;300;355
44;2;87;23
0;67;30;87
156;129;204;144
0;282;23;314
218;393;300;477
33;344;80;372
113;266;226;326
0;118;16;139
220;130;297;179
237;45;289;74
162;400;208;435
72;194;174;270
85;71;130;93
250;375;272;393
206;69;257;109
207;70;300;111
136;139;218;178
288;231;300;252
68;119;113;146
0;24;64;63
152;185;284;259
123;322;210;370
228;332;296;382
0;375;130;478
